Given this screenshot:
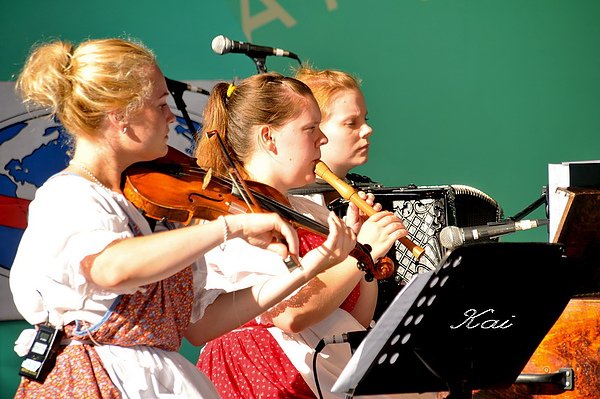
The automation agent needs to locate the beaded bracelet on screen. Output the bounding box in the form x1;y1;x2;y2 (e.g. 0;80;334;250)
218;215;229;250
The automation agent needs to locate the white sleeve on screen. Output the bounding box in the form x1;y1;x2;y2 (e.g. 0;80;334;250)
9;174;149;326
203;237;289;292
189;257;225;323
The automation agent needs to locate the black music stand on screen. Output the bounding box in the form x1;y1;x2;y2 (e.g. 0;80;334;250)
332;242;576;398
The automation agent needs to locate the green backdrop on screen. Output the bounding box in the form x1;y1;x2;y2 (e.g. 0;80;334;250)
2;0;600;395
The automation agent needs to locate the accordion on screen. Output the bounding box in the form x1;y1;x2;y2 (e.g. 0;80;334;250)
324;183;504;318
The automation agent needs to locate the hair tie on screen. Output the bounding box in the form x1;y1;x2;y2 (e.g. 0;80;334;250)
226;83;236;98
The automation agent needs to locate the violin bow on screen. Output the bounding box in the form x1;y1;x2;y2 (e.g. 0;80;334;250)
206;130;262;213
206;130;301;270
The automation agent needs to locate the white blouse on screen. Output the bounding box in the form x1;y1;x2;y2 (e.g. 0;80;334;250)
10;172;223;398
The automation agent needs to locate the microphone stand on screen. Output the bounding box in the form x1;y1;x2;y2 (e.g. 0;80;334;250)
165;77;200;139
507;186;548;222
245;52;302;74
246;53;268;74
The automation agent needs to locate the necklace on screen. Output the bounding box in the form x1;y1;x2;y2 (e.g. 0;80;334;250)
69;161;111;191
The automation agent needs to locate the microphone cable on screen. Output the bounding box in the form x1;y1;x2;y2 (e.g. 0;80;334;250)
312;330;370;399
313;338;327;399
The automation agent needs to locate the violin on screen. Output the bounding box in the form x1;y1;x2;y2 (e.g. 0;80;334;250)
121;146;394;281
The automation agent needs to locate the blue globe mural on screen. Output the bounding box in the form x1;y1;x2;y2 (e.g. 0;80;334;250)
0;114;69;268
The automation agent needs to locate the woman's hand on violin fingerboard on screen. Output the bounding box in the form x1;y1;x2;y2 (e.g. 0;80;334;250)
301;212;357;274
344;191;382;234
357;211;408;261
227;213;299;260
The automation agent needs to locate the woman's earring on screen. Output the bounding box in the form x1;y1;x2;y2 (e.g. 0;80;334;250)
122;126;128;134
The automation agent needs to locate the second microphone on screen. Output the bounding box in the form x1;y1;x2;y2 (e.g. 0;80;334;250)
439;219;549;250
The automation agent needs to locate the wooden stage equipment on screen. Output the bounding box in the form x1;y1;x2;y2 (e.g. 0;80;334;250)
473;187;600;399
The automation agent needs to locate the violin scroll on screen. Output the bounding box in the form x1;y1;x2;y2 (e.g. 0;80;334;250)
356;243;395;282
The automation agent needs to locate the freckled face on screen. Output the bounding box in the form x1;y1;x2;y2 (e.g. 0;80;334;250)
319;88;372;175
269;96;327;191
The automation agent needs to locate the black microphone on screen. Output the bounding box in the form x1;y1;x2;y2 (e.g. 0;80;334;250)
439;219;549;250
165;77;210;96
211;35;300;61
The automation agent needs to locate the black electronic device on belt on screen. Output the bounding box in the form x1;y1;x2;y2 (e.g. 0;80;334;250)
19;324;63;382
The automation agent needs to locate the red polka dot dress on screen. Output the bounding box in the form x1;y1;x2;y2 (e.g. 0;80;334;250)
198;228;361;399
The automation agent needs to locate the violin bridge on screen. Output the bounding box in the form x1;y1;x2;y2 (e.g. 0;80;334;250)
202;168;213;190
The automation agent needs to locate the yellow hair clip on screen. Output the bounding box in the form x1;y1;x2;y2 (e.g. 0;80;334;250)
226;83;236;98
